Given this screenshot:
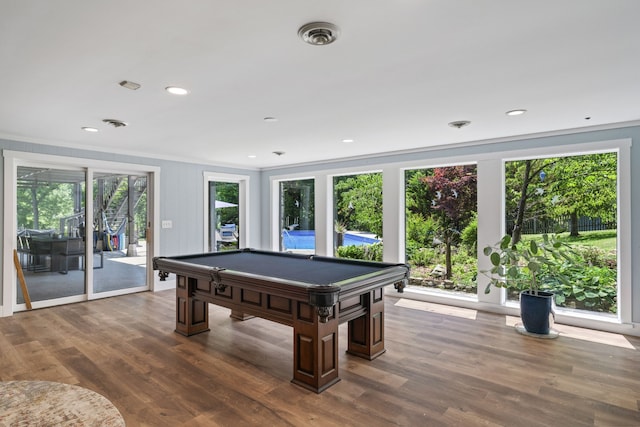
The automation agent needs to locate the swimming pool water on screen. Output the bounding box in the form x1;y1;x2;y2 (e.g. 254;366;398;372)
282;230;379;250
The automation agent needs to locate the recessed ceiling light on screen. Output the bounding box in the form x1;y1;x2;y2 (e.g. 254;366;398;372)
248;155;257;158
448;120;471;129
342;139;354;143
81;127;99;132
263;117;278;122
165;86;189;95
506;109;527;116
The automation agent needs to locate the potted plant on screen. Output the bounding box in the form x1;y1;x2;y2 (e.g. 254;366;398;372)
482;233;581;336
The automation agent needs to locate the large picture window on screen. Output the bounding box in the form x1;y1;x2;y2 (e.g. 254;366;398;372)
333;172;383;260
504;152;618;316
266;137;631;332
404;165;477;296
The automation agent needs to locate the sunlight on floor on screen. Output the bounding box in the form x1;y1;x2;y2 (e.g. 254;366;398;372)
394;299;636;350
394;299;477;320
505;316;636;349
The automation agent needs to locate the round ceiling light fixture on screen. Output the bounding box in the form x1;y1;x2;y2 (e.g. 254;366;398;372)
165;86;190;95
448;120;471;129
506;109;527;116
298;22;340;46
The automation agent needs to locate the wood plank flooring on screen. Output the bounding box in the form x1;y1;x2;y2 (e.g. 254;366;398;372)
1;289;639;426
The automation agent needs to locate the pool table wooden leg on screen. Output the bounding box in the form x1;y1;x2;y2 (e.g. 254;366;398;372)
175;276;210;336
229;310;255;320
291;301;340;393
346;287;386;360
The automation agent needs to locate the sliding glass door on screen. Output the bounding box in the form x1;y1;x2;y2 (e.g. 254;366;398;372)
16;166;87;304
93;172;149;295
9;153;156;313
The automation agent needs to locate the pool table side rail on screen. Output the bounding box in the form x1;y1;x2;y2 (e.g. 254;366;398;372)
154;257;408;307
153;248;409;274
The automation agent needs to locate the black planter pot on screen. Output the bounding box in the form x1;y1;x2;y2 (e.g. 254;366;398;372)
520;290;555;335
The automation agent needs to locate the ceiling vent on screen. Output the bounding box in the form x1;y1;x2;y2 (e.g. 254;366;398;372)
102;119;128;128
448;120;471;129
298;22;340;46
119;80;141;90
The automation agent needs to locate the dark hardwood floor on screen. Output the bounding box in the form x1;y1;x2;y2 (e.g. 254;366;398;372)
1;289;639;426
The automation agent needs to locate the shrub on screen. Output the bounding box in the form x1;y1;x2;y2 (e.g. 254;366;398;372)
410;247;438;267
405;240;422;261
575;245;617;269
460;213;478;255
451;246;477;291
336;242;383;261
406;213;437;248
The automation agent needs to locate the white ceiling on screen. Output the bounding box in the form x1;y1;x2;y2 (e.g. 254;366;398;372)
2;1;639;169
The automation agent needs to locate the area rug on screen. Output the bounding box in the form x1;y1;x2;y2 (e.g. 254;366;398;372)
0;381;125;426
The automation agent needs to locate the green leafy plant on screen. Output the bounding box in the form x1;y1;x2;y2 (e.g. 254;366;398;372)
482;234;582;296
551;265;617;313
410;247;438;267
451;245;477;290
336;242;383;261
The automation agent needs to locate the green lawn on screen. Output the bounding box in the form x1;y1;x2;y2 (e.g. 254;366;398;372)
523;230;617;252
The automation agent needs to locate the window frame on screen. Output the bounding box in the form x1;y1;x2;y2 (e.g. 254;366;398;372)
267;138;632;329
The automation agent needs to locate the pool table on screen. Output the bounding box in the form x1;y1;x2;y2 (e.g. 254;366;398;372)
153;248;409;393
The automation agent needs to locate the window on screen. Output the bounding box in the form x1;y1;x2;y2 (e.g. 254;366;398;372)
279;179;314;253
404;165;477;296
333;173;383;260
504;152;618;316
266;137;631;331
